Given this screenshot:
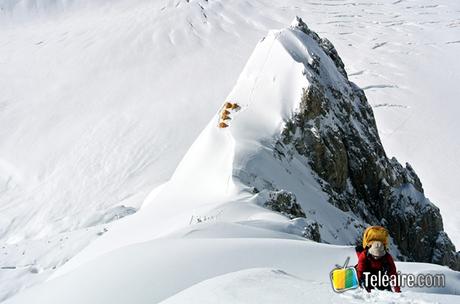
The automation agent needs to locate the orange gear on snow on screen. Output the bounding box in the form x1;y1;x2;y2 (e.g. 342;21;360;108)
230;103;241;110
218;102;241;129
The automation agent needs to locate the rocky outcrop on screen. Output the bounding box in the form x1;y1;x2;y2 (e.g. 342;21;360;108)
301;220;321;242
263;190;306;219
276;17;459;270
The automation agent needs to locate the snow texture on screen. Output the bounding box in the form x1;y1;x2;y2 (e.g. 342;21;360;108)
1;0;460;302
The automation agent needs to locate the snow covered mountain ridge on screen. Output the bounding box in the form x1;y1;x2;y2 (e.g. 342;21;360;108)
46;15;459;279
3;16;460;304
270;18;459;270
132;15;459;271
1;0;460;302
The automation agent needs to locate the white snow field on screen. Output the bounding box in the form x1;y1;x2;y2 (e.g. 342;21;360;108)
1;0;460;302
3;10;460;304
4;238;460;304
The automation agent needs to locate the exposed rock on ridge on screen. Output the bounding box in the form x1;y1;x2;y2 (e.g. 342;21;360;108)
275;17;459;270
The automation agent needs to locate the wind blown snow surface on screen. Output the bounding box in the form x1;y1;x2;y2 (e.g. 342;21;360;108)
3;11;460;304
1;0;460;302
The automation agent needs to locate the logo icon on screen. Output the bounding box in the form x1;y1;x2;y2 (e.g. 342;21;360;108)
330;256;359;292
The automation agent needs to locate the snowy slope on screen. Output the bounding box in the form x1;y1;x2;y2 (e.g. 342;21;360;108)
4;231;460;304
4;18;456;304
1;0;460;302
1;0;459;244
160;267;460;304
48;23;367;279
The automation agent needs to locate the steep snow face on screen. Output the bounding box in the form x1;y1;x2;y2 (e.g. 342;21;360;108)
224;25;367;245
49;24;370;280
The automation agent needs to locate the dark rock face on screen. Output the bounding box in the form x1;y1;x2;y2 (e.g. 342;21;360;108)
264;190;306;219
278;17;459;270
301;220;321;242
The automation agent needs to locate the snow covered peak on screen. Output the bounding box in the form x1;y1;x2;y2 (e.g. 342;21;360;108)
290;16;303;28
154;17;353;206
170;17;459;270
3;14;460;304
47;19;459;278
45;20;365;280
